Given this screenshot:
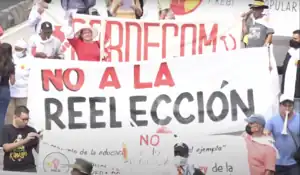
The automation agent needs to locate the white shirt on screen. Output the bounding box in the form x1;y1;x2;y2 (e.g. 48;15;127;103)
10;54;33;98
28;4;45;34
28;34;63;58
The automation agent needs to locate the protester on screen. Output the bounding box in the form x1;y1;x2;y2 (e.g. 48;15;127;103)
107;0;143;18
1;106;41;172
174;142;205;175
63;15;107;61
28;21;63;59
243;114;277;175
265;94;300;174
70;158;93;175
0;43;15;133
28;0;49;34
140;0;159;19
61;0;96;15
277;29;300;113
158;0;175;20
5;40;31;125
242;0;274;47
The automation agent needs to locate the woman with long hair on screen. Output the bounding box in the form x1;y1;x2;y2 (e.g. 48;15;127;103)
0;43;15;130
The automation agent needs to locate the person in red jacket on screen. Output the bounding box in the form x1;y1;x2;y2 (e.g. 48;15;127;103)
63;15;109;61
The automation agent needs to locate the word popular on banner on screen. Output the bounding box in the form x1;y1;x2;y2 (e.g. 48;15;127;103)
27;47;276;135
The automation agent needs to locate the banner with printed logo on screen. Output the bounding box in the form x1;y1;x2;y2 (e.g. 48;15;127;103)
26;47;277;174
38;130;251;175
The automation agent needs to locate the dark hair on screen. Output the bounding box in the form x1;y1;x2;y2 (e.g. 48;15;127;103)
293;29;300;35
0;43;14;76
44;0;52;3
14;106;30;116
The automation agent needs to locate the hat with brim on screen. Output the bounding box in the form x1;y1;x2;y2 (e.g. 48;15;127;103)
69;158;93;175
249;0;269;9
75;24;98;39
245;114;266;127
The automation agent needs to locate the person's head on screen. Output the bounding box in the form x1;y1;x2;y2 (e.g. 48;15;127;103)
245;114;266;135
13;106;30;128
249;0;268;18
70;158;93;175
40;21;53;40
14;39;28;58
0;42;13;59
75;24;98;42
279;94;294;116
290;29;300;48
174;142;189;166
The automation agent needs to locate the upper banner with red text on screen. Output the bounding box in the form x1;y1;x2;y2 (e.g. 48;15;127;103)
53;14;241;61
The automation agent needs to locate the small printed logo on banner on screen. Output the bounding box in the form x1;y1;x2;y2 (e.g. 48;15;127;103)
43;152;70;173
171;0;203;15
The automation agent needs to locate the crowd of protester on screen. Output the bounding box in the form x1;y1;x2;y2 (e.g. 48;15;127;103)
0;0;299;174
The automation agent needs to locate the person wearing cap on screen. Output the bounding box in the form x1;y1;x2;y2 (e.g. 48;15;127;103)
63;15;109;61
70;158;93;175
5;39;32;124
265;94;300;174
173;142;204;175
243;114;277;175
241;0;274;48
28;21;63;59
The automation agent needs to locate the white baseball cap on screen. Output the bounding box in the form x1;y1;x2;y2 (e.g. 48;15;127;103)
15;39;28;49
279;94;294;103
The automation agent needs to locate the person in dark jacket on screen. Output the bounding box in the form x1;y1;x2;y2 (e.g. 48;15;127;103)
277;29;300;112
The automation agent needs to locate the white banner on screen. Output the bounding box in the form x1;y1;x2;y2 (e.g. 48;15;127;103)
141;0;299;36
38;130;249;175
27;47;277;174
49;14;241;61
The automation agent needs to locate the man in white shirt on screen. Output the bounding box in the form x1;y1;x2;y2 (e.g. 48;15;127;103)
28;21;63;59
5;40;32;124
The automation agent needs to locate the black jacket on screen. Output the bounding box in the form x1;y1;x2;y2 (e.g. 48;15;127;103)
277;50;300;98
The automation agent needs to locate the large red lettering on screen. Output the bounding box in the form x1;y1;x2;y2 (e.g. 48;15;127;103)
63;68;85;91
99;67;121;89
143;22;160;61
180;24;197;57
125;22;142;62
154;63;175;87
106;21;124;62
199;24;218;54
162;23;179;59
134;65;152;89
42;68;84;91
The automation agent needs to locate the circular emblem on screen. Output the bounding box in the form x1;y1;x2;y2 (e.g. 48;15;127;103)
43;152;70;173
171;0;203;15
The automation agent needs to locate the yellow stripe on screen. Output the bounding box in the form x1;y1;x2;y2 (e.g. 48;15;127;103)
184;0;199;12
253;1;265;6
